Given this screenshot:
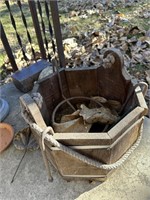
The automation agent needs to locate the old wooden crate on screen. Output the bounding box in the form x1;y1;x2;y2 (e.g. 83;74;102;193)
20;48;148;182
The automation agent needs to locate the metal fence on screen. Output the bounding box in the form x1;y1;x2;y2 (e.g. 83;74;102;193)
0;0;65;72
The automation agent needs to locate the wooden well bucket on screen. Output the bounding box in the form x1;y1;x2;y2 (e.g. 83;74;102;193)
20;48;148;182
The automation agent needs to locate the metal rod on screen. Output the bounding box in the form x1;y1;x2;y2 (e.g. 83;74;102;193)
49;0;66;68
37;0;51;62
10;149;27;183
10;130;31;183
0;22;18;72
5;0;28;62
28;0;46;59
17;0;36;61
52;57;75;111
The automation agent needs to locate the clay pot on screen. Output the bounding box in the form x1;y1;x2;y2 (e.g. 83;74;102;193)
0;123;14;153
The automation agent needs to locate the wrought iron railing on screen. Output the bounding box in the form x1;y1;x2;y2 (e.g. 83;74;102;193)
0;0;65;72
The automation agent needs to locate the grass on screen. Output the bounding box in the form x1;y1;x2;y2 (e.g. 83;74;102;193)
116;2;150;31
60;13;103;39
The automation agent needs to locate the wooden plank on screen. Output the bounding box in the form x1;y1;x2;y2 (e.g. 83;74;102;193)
54;132;111;146
51;146;111;164
68;145;110;150
20;94;47;129
135;86;148;114
32;127;110;181
62;174;107;182
32;129;111;164
97;48;131;104
38;69;70;120
108;106;144;141
65;67;98;97
120;82;138;115
109;118;143;163
50;150;110;176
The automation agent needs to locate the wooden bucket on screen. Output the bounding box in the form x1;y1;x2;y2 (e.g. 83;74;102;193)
20;48;148;182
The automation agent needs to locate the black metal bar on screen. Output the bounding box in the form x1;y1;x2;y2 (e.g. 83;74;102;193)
28;0;46;59
5;0;28;61
49;0;66;68
37;0;51;61
0;22;18;72
44;1;56;54
17;0;36;61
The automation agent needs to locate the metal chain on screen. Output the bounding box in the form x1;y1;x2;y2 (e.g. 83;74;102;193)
5;0;28;61
37;0;51;62
17;0;36;61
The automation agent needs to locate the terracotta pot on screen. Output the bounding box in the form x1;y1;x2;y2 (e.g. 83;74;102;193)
0;123;14;153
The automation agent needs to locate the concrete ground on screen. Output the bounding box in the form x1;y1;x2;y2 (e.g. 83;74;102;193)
0;82;150;200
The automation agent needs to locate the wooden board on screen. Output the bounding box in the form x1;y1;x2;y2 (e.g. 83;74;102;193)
97;49;131;104
65;67;98;97
51;145;111;164
38;69;70;122
54;132;111;146
108;106;144;142
20;94;47;129
50;149;110;176
135;86;148;114
109;118;143;163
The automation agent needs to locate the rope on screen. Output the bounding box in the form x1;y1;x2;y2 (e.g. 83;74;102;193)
20;93;144;170
30;121;143;170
